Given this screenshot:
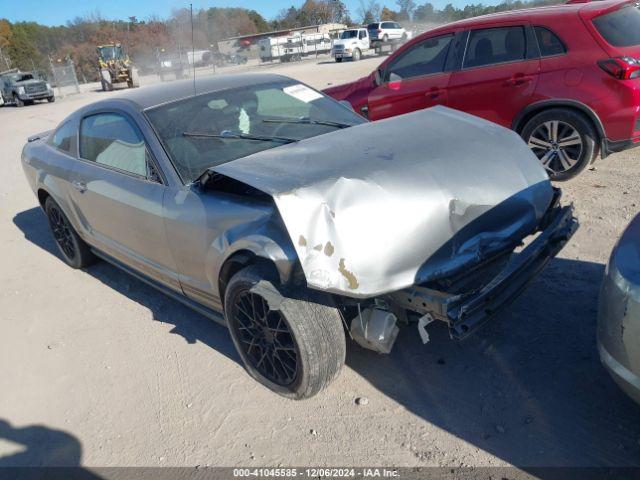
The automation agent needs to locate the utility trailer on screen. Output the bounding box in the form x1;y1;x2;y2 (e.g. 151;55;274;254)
259;33;332;63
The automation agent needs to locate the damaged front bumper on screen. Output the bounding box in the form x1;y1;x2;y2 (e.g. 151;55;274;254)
388;202;578;340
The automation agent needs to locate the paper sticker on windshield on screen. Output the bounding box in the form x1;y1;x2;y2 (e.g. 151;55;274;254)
283;84;323;103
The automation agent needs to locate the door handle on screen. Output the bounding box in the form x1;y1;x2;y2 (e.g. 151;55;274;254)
505;74;533;86
72;180;87;193
426;88;444;99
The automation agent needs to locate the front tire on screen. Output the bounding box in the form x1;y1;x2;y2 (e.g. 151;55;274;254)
14;95;24;107
128;67;140;88
335;57;343;63
352;49;361;62
44;197;96;269
224;265;346;399
521;108;597;181
47;96;55;103
100;69;113;92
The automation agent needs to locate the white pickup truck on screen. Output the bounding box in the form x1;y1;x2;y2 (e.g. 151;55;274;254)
331;27;410;62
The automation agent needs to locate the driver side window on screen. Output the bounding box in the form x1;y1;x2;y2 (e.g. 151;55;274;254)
385;34;453;82
80;113;154;179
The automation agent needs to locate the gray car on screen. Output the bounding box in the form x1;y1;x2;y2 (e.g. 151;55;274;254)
21;73;577;398
598;214;640;405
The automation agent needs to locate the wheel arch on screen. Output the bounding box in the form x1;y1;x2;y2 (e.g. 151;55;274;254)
213;236;298;306
512;100;605;150
37;187;51;208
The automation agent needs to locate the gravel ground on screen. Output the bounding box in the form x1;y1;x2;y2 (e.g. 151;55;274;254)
1;54;639;470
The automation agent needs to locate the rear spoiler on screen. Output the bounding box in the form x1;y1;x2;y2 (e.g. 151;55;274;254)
27;130;53;143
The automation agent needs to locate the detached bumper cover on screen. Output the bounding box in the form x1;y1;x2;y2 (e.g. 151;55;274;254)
392;203;578;339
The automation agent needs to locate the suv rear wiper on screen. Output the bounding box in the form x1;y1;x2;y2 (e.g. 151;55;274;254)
262;118;352;129
183;131;299;144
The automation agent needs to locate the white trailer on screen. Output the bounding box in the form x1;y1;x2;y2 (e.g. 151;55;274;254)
258;36;290;62
186;50;210;66
259;33;332;63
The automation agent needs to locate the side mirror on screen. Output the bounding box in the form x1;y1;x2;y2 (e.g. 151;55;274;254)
374;69;383;86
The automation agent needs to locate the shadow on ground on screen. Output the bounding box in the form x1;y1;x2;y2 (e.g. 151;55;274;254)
0;419;105;479
12;207;238;361
347;257;640;467
13;206;640;468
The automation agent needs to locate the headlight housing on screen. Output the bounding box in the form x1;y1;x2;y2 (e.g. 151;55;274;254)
17;86;25;95
46;83;52;90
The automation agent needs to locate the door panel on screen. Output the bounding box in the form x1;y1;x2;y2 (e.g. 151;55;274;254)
448;25;540;127
70;111;180;291
367;33;455;120
367;74;451;120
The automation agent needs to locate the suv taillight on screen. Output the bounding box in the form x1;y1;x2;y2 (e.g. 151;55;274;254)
598;57;640;80
377;29;382;33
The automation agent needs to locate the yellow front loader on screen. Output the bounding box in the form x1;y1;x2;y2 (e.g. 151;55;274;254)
97;44;140;91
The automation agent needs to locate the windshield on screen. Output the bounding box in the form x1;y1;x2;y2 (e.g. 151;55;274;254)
7;73;36;83
593;5;640;47
98;46;123;61
340;30;358;39
145;80;366;183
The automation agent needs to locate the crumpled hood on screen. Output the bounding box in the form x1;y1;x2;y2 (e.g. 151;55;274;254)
213;106;554;298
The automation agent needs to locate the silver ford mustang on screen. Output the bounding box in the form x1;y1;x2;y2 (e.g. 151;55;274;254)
21;74;577;398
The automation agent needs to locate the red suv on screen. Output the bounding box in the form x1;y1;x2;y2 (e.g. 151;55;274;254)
325;0;640;180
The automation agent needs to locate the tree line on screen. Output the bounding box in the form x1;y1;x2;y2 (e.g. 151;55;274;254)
0;0;561;82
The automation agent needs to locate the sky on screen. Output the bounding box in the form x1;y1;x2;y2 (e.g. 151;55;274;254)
0;0;498;26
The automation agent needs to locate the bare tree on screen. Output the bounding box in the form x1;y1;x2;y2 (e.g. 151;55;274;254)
358;0;382;23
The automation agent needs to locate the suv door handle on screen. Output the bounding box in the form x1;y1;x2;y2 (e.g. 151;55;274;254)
505;74;533;86
72;180;87;193
426;88;444;99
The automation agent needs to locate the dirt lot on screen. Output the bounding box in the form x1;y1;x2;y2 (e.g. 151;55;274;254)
1;54;640;469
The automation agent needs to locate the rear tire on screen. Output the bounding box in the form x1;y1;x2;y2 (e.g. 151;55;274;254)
382;34;389;42
224;265;346;399
521;108;598;181
44;197;96;269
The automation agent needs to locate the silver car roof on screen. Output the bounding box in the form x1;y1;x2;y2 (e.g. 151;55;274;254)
113;73;293;110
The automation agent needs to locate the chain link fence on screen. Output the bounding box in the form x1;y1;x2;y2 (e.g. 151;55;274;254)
49;59;80;98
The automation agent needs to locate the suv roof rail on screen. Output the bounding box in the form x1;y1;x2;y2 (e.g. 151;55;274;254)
0;68;20;76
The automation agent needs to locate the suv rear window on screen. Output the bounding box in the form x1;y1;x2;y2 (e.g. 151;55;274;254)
593;5;640;47
367;23;379;30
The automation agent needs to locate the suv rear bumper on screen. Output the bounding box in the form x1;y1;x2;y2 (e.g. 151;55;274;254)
390;199;578;339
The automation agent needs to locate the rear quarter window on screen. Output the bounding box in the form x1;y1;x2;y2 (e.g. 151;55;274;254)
534;26;567;56
50;121;76;154
593;5;640;47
